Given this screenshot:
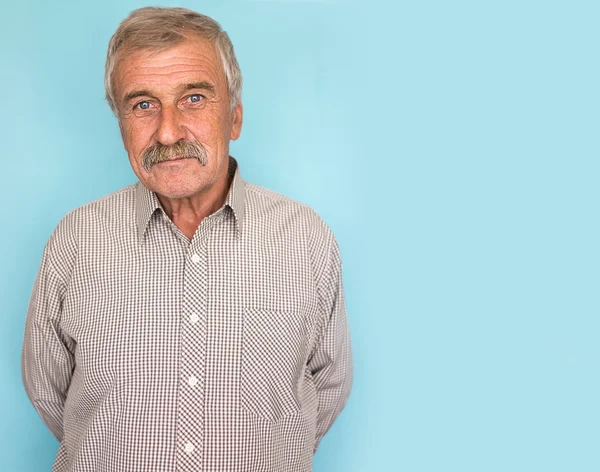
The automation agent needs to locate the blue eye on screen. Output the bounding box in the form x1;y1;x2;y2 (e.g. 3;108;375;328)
189;94;203;103
137;101;150;110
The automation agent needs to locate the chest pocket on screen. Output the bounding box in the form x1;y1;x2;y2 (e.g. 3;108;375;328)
241;307;313;422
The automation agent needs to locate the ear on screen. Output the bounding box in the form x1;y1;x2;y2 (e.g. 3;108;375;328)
230;103;243;140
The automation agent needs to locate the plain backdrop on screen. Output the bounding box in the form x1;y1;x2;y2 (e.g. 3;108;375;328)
1;1;599;471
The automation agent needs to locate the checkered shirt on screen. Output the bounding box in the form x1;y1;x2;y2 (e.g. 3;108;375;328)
22;157;352;472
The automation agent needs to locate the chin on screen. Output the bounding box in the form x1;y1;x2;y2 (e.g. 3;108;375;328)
140;160;222;200
153;176;214;199
155;186;202;200
144;172;204;198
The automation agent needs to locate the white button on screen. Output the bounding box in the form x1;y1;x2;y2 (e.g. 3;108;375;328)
190;313;200;325
191;254;201;264
188;375;198;387
184;442;194;454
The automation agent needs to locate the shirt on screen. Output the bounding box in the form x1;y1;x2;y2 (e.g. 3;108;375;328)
22;157;352;472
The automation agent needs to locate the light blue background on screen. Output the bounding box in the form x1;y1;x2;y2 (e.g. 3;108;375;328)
1;0;599;471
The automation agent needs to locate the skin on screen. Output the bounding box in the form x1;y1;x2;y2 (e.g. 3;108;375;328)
113;35;243;239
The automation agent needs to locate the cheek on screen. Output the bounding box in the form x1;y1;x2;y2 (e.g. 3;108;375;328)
122;120;154;158
196;110;230;139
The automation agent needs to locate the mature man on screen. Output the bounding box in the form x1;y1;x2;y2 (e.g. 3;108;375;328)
21;6;352;472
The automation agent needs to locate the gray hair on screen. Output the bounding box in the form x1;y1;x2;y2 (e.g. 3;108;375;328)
105;7;242;115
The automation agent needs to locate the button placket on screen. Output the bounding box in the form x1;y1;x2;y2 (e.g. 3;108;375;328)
177;231;211;469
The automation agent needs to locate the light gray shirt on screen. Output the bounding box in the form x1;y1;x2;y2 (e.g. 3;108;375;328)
22;157;352;472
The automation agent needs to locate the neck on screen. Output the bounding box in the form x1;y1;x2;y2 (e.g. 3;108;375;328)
157;162;232;240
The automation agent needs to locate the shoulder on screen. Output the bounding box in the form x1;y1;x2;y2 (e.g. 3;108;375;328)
244;181;334;242
60;184;137;226
45;184;138;276
51;184;137;240
243;181;338;272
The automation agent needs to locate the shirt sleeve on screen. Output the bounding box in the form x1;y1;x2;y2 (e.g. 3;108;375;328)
307;229;353;451
22;244;75;442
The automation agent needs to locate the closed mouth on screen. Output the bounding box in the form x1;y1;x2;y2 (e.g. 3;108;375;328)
161;156;193;163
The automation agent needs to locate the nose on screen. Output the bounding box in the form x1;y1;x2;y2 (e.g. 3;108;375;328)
156;106;186;145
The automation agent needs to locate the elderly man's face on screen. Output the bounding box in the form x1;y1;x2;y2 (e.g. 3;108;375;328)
114;35;242;200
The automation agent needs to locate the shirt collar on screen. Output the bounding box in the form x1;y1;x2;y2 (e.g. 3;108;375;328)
135;156;245;243
223;156;245;238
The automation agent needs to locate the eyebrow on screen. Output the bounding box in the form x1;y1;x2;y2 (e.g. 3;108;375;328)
183;81;216;94
123;89;153;103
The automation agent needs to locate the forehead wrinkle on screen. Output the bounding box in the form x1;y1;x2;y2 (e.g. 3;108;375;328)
115;37;228;110
119;40;220;77
120;61;220;92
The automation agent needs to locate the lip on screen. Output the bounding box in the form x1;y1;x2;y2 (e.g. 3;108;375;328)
157;157;193;165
